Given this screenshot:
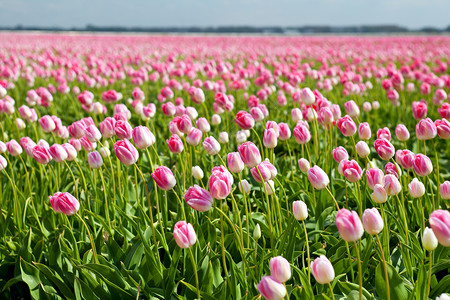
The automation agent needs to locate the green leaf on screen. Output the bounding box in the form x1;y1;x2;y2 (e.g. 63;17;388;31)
375;262;409;300
20;258;40;299
32;262;75;300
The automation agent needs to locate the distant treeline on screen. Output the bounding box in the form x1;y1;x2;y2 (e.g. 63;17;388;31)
1;24;450;34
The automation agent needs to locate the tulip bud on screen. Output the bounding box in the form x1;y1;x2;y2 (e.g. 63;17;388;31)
39;115;56;133
416;118;437;140
87;151;103;169
209;166;233;199
263;128;278;149
293;200;308;221
238;141;261;168
173;221;197;248
435;119;450;139
0;141;6;154
362;208;383;235
298;158;310;173
114;139;139;166
383;174;401;196
408;178;425;198
227;152;244;173
0;154;7;171
114;121;132;140
307;165;329;190
422;227;438;251
257;276;287;300
49;144;68;163
293;124;311;144
355;141;370;158
100;146;110;158
196;118;210;133
184;185;214;212
310;255;335;284
395;124;410;141
33;145;52;164
186;128;202;146
238;179;251;194
358;122;371;140
377;127;391;141
332;146;349;163
291;108;303;122
62;143;77;161
300;87;315;105
152;166;176;191
336;208;364;242
49;192;80;215
132;126;155;149
99;117;116;139
166;134;184;154
219;132;229;144
374;139;395;161
253;224;261;239
203;136;221;155
344;100;360;117
270;256;291;283
192;166;204;180
211;114;221;125
429;210;450;247
395;149;415;170
440;181;450;200
413;154;433;177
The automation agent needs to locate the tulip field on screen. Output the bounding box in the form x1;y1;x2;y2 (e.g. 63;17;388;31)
1;33;450;299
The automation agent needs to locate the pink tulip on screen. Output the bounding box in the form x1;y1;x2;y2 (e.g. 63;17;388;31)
372;184;388;203
435;119;450;139
263;128;278;149
278;123;291;140
318;107;334;126
342;160;363;182
383;174;402;196
0;154;7;171
293;124;311;144
257;276;286;300
270;256;291;283
69;138;82;152
49;144;68;163
366;168;384;190
298;158;310;172
227;152;244;173
184;185;214;212
203;136;221;155
355;141;370;158
335;208;364;242
152;166;176;191
196;117;210;133
438;103;450;120
208;165;233;200
440;181;450;200
162;102;176;116
385;162;400;178
80;136;97;152
238;141;261;168
68;120;87;139
337;115;357;137
186;128;202;146
408;178;425;198
0;141;6;154
176;114;193;134
374;138;395;160
32;145;52;164
377;127;391;141
344;100;360;117
132;126;155;149
358;122;371;140
84;125;102;143
99;117;116;139
166;134;184;153
114;121;132;140
87;151;103;169
300;87;315;105
416;118;437;140
251;161;277;183
395;124;410;141
173;221;197;248
39;115;56;133
114;139;139;166
413;154;433;177
62;143;77;161
332;146;349;163
310;255;335;284
429;210;450;247
49;192;80;216
307;165;329;190
20;137;36;157
412;100;427;120
235;111;255;130
395;150;415;170
362;208;384;235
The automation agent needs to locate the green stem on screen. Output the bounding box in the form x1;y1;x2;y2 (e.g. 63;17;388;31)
328;282;336;300
302;220;311;282
76;212;98;264
375;235;390;300
134;164;157;245
98;169;111;230
425;251;433;300
355;241;362;300
188;247;201;299
325;186;340;210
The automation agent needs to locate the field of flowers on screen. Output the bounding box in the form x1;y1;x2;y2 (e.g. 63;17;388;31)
0;33;449;299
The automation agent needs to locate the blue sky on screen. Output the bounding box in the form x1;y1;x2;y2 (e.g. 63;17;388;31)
1;0;448;29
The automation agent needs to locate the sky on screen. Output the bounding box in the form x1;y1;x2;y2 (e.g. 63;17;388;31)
0;0;449;29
